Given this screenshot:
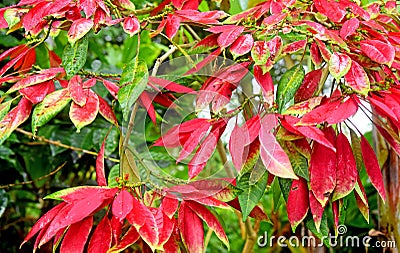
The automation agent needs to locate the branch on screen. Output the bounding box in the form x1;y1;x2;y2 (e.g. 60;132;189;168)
0;162;66;189
242;219;258;253
151;45;177;76
15;128;120;163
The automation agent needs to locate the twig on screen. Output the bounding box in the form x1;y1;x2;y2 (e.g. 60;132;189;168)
151;45;177;76
0;162;66;189
184;24;201;41
15;128;119;163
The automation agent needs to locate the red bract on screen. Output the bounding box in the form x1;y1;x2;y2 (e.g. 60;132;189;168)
360;39;395;66
333;133;357;201
309;127;336;206
230;34;254;58
69;89;99;132
123;16;140;37
68;18;94;44
287;178;309;231
360;136;386;202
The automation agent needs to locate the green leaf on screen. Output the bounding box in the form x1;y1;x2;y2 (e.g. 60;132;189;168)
276;65;305;113
304;212;330;247
278;177;292;202
108;164;120;187
62;35;89;79
32;89;71;134
0;99;13;121
284;142;309;180
237;171;268;221
120;145;141;184
118;57;148;121
350;129;363;172
272;177;282;211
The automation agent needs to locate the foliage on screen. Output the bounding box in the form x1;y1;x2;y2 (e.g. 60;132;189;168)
0;0;399;252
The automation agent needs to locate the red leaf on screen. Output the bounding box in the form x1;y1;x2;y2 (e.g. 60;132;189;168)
49;50;62;68
175;10;226;24
123;16;140;36
259;127;298;179
0;49;29;77
298;96;358;126
254;66;274;106
314;0;346;22
344;60;370;95
193;33;219;51
139;91;157;124
68;18;94;44
149;76;194;93
294;69;322;103
186;201;229;249
287;178;309;231
229;123;247;170
7;73;57;94
360;40;395;65
88;215;112;253
262;12;287;27
60;216;93;253
309;127;336;206
309;191;326;232
83;78;96;88
360;136;386;202
230;34;254;57
282;39;307;55
375;124;400;157
161;197;179;219
68;75;87;107
21;202;67;247
185;48;222;75
153;118;211;148
110;215;123;244
281;116;335;151
310;42;322;67
80;0;97;17
178;202;204;253
333;133;357;201
61;187;118;203
95;136;107;186
101;79;119;99
69;89;99;132
188;122;225;179
155;208;175;246
178;121;211;162
112;189;134;221
166;14;181;39
0;97;32;144
245;115;261;145
314;39;331;62
108;226;140;253
98;95;118;125
20;80;55;104
340;18;359;39
127;199;159;248
216;26;244;48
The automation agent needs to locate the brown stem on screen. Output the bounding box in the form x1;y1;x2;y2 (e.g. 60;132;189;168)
242;219;258;253
15;128;119;163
